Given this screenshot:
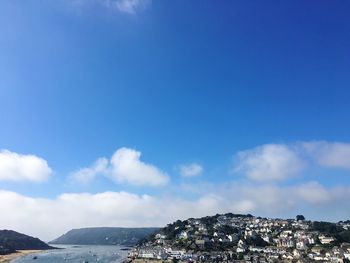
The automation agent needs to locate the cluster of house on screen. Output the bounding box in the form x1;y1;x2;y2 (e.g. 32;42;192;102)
128;215;350;262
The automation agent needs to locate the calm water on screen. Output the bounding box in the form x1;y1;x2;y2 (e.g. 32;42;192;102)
12;245;129;263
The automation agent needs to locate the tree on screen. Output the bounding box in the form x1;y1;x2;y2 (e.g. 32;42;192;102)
296;215;305;221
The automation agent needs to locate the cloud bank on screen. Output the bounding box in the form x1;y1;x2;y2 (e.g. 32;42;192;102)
1;181;349;241
0;150;52;182
0;190;227;241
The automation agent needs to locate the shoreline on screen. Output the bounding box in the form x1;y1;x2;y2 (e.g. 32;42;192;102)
0;250;43;263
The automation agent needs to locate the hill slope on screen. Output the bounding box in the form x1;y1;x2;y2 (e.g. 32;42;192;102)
0;230;52;255
137;213;350;252
50;227;159;245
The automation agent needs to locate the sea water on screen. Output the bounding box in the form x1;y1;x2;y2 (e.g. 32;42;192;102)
12;245;129;263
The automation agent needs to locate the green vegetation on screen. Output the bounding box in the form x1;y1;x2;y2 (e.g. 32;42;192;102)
0;230;52;254
51;227;159;246
0;246;16;255
311;221;350;244
245;236;269;247
217;225;238;235
312;221;342;234
337;230;350;243
296;215;305;221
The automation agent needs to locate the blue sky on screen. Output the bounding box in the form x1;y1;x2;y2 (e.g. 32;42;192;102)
0;0;350;240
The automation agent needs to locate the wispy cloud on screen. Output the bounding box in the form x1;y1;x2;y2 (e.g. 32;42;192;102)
112;0;151;14
0;150;52;182
70;157;108;184
67;0;151;14
178;163;203;177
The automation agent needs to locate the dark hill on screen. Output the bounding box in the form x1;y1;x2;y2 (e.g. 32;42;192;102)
50;227;159;245
0;230;52;255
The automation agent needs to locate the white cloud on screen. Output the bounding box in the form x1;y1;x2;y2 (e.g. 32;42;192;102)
233;141;350;182
294;181;332;204
0;150;52;182
70;147;169;187
180;180;345;216
70;158;108;184
179;163;203;177
1;181;349;241
233;144;305;181
301;141;350;170
110;147;169;186
0;190;228;241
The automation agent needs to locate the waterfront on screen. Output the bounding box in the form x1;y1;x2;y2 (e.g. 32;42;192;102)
12;245;128;263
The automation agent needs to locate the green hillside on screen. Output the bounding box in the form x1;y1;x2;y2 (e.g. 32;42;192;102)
0;230;52;255
50;227;159;246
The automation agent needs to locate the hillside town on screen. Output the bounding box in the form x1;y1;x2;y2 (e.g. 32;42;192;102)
127;214;350;263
